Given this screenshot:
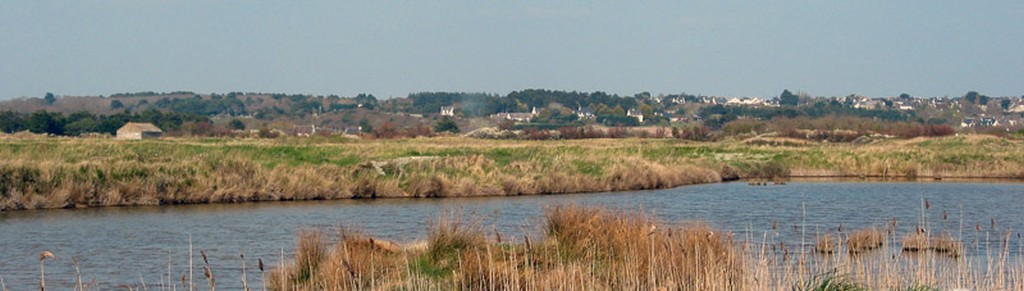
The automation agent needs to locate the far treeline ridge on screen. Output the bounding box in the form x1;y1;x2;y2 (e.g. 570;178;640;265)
1;89;1023;140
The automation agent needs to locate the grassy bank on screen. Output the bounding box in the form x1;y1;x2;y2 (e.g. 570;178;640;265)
1;135;1022;211
266;205;1023;290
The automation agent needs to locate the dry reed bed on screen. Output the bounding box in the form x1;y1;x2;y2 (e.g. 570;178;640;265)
0;137;729;211
2;135;1023;211
265;206;1024;290
271;205;744;290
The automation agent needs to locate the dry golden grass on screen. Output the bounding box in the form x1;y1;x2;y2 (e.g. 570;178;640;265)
2;134;1022;211
931;234;962;257
846;228;884;255
261;206;1024;290
815;233;836;254
902;232;930;252
268;206;744;290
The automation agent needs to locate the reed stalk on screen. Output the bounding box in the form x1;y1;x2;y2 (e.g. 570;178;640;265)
240;254;249;291
39;251;54;291
72;257;83;291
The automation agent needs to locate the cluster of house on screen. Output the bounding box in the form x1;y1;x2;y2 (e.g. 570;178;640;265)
447;106;649;124
658;95;779;107
290;124;355;136
488;107;541;122
112;121;368;139
852;95;1024;113
960;116;1021;128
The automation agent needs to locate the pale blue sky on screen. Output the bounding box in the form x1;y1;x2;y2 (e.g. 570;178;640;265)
2;1;1022;100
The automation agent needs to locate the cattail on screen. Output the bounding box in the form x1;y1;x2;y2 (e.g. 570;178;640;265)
39;251;55;291
257;258;266;291
837;223;843;233
200;250;215;291
240;254;248;291
924;198;931;209
991;218;996;230
39;251;55;261
943;210;948;220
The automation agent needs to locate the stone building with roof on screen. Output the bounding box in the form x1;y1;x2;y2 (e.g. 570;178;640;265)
116;122;163;140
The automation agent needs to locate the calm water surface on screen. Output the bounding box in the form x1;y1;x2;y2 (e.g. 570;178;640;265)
1;181;1023;289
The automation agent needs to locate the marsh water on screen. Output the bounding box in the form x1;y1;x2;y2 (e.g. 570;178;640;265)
1;180;1023;289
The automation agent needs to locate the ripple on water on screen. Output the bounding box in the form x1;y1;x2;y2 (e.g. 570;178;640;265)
0;180;1022;289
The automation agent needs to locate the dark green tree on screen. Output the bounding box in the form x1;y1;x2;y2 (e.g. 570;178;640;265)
433;117;460;133
110;99;124;109
44;92;56;105
229;119;246;130
1001;99;1012;110
64;116;99;136
0;111;25;133
354;93;378;110
779;90;799;106
26;110;63;134
965;91;979;103
597;115;640;127
359;118;373;133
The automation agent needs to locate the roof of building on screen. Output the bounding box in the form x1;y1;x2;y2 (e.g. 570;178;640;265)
118;122;163;133
577;106;595;115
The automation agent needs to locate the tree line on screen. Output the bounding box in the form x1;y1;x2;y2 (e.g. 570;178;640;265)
0;110;210;136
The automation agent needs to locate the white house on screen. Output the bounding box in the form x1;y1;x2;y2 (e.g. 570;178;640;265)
576;106;596;119
440;106;455;117
627;109;644;123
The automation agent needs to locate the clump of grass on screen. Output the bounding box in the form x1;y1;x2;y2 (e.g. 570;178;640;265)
543;205;743;290
846;228;884;255
269;228;408;290
286;230;327;286
899;231;961;258
902;232;930;252
793;270;867;291
427;214;487;268
930;234;962;258
816;233;837;254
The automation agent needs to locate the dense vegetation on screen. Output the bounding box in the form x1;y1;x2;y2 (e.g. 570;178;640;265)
263;205;1021;290
1;135;1021;211
0;110;210;136
698;102;913;129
